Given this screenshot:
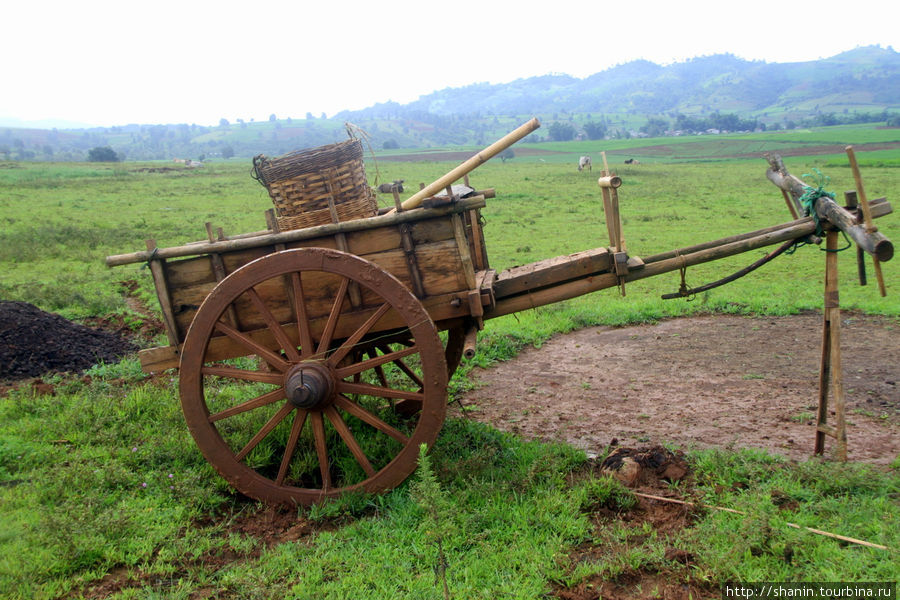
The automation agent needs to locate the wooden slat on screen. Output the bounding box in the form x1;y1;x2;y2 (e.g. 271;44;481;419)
494;247;612;300
138;290;473;372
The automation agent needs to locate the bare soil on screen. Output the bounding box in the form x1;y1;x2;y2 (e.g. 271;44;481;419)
0;301;137;381
456;312;900;465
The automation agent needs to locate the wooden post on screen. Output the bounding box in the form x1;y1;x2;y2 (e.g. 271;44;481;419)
144;239;180;347
815;231;848;460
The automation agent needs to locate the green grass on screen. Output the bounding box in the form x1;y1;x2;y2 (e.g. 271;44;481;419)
1;123;899;598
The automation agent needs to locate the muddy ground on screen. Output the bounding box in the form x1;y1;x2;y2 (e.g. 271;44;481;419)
455;312;899;465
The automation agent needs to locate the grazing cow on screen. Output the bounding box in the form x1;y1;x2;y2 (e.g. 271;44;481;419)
624;158;640;165
578;156;592;172
377;179;405;193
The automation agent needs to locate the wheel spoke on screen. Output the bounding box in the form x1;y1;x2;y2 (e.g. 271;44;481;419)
310;412;331;489
246;286;300;362
291;272;315;359
214;320;290;372
326;303;392;366
378;344;424;388
334;345;418;378
208;388;286;422
324;406;375;477
201;365;283;384
337;381;424;402
316;277;350;357
335;395;409;444
234;402;294;462
275;409;308;485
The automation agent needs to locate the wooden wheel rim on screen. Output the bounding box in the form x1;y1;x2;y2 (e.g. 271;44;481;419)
179;248;447;505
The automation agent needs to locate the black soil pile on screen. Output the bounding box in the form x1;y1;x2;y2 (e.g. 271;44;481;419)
0;301;137;380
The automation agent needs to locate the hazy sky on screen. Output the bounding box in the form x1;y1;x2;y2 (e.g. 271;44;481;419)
5;0;897;128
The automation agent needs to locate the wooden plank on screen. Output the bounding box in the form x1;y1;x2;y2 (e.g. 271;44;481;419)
106;196;486;267
494;247;612;300
451;212;477;291
138;289;475;372
145;240;181;346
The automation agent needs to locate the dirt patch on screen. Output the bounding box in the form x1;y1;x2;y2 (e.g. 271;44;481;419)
557;447;715;600
0;301;137;381
457;312;900;464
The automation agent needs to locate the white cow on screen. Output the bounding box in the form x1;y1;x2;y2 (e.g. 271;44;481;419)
578;156;592;172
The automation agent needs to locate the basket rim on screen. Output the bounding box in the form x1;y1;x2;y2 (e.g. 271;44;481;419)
252;139;363;186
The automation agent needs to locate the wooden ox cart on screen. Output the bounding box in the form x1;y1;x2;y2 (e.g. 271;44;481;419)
106;119;894;505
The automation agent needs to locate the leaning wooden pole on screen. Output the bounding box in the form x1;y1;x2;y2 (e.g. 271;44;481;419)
846;146;887;296
392;118;541;212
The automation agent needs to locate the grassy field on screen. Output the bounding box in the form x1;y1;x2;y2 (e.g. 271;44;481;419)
1;124;899;599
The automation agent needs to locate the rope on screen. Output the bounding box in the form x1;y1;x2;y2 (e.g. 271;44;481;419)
798;168;836;238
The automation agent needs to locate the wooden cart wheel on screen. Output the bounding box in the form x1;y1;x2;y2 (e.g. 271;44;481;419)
179;248;448;505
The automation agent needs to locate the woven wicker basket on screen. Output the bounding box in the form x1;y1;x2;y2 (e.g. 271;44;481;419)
252;138;377;230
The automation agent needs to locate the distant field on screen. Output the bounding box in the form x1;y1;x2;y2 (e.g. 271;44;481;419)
2;123;899;599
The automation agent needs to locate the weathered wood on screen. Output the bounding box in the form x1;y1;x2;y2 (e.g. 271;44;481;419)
597;175;622;188
145;239;181;346
462;324;478;359
815;195;893;262
138;289;475;372
395;118;540;211
846;145;887;295
398;222;426;298
168;238;470;337
494;247;612;300
643;198;891;266
106;197;486;267
451;212;477;291
815;231;848;460
765;158;892;261
467;210;486;270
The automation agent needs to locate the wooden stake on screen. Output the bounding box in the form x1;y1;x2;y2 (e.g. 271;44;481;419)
815;231;848;461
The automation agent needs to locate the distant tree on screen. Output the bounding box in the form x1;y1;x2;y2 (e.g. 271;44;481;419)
269;114;277;122
198;154;206;162
499;148;515;163
219;118;230;127
306;112;315;120
640;117;669;137
382;139;399;150
548;122;576;141
886;115;900;127
87;146;119;162
583;121;607;140
221;146;235;159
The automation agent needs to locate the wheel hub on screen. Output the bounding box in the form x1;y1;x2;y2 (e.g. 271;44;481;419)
284;362;335;409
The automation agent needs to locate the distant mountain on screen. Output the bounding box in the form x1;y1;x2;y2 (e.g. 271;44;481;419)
2;46;898;161
338;45;900;122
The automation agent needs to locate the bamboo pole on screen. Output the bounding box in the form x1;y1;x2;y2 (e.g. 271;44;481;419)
846;146;887;296
633;492;888;550
392;118;540;212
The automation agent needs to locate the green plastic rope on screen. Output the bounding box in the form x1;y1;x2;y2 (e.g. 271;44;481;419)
792;168;851;253
798;168;836;238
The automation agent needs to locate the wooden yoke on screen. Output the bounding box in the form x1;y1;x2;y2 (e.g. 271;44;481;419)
765;155;893;263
